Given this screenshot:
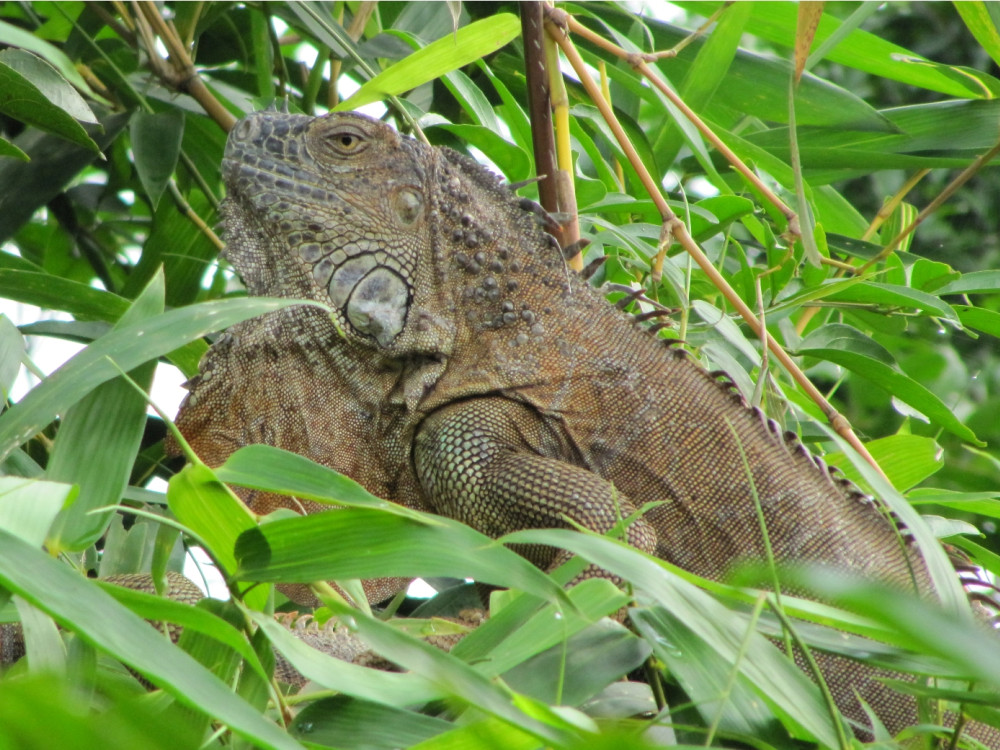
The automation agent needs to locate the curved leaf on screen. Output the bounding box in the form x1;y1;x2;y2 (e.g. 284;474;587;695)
798;325;982;445
337;14;521;111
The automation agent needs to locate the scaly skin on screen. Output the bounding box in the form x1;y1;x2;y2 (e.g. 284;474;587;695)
172;110;999;744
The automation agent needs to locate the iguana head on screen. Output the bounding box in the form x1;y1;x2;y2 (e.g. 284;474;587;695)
222;110;435;351
222;110;564;363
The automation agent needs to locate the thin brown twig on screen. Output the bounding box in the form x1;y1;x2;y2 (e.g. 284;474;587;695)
134;2;236;132
546;24;582;269
858;138;1000;272
169;182;224;252
521;2;564;247
564;13;800;244
330;2;377;107
861;169;929;241
544;9;888;480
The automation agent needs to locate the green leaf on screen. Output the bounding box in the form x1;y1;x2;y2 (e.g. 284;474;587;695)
45;273;164;553
683;1;1000;98
797;325;982;445
955;1;1000;70
0;298;316;462
453;578;628;676
0;135;28;161
233;507;569;606
130;110;185;208
823;435;943;492
0;530;301;750
289;696;452;747
0;476;75;546
503;529;843;747
823;281;959;323
0;112;129;244
798;571;1000;690
337;14;521;111
652;0;752;165
0;314;24;400
249;611;443;706
97;581;270;684
429;123;531;183
956;305;1000;339
167;463;262;607
937;270;1000;296
0;674;197;750
503;618;649;705
0;48;97;123
0;270;130;321
632;606;778;738
406;717;551;750
311;597;589;746
0;59;99;153
0;19;106;103
215;444;398;511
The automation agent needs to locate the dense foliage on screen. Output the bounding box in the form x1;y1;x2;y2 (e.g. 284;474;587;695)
1;2;999;748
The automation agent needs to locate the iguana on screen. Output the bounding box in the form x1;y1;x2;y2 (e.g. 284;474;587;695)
173;109;999;744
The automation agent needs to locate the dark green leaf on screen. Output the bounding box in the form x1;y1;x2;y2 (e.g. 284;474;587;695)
130;110;185;208
0;59;99;152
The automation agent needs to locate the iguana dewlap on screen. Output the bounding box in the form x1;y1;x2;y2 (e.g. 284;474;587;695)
173;109;999;744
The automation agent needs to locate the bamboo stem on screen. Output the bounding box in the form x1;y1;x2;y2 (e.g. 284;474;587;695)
544;9;887;480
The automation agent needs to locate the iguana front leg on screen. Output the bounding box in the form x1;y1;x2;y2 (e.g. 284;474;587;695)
414;398;657;574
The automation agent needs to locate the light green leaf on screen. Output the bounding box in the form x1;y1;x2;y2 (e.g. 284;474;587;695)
0;298;316;462
955;1;1000;71
797;325;982;445
0;314;24;400
824;281;959;323
250;611;443;706
681;1;1000;98
97;581;270;684
504;529;843;747
215;444;401;512
937;270;1000;296
632;606;777;737
46;273;164;553
313;596;589;745
0;477;75;546
337;14;521;111
0;530;302;750
429;123;531;183
167;463;263;608
956;305;1000;339
823;434;943;492
0;270;130;322
233;506;570;606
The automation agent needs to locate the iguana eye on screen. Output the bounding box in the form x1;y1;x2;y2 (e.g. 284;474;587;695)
325;127;367;156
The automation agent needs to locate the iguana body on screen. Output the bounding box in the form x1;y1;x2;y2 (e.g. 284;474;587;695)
175;110;995;742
